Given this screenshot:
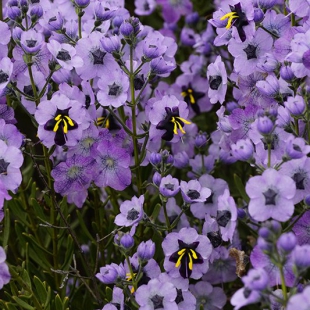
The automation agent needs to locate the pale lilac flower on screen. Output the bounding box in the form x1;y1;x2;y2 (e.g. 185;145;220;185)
180;180;211;204
0;247;10;289
246;168;296;222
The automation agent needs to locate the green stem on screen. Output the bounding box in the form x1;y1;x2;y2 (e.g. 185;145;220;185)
162;197;171;233
135;76;150;104
43;145;60;289
38;69;54;98
267;142;271;168
129;45;142;195
125;255;137;292
78;10;83;39
294;118;299;136
27;63;39;106
279;264;288;304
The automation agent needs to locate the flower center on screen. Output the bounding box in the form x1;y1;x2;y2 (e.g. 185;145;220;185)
56;49;71;61
181;85;205;114
156;106;191;141
151;294;164;309
209;75;222;90
108;82;122;96
263;188;277;205
0;70;9;84
169;239;203;278
67;166;81;179
126;208;139;221
217;210;231;227
207;231;222;248
91;48;106;65
292;172;306;190
187;189;200;200
175;289;184;304
26;39;37;48
44;108;78;146
0;159;9;174
244;44;257;60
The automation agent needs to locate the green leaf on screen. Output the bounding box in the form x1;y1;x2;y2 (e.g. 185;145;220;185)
105;287;113;301
21;269;32;291
12;297;35;310
9;199;28;226
61;235;73;270
44;286;52;309
76;210;96;242
33;276;47;304
23;233;53;256
5;303;18;310
233;174;250;203
54;294;62;310
30;198;47;221
150;203;161;221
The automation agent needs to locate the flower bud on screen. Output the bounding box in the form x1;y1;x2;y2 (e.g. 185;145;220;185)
152;171;162;186
280;65;295;81
185;12;200;25
101;35;121;53
257;116;274;135
137;240;155;261
277;232;297;253
120;234;134;249
75;0;90;8
150;153;162;166
285;95;305;116
253;8;264;23
30;5;43;21
195;133;207;148
120;21;134;37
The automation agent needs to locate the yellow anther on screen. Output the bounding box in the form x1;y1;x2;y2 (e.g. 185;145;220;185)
54;114;61;121
181;91;187;97
53;119;62;132
176;117;192;125
188;253;193;270
190;249;198;259
220;12;238;29
178;248;186;255
176;121;186;134
63;120;68;133
188;89;193;93
189;93;195;104
175;252;185;268
64;115;75;126
105;118;110;129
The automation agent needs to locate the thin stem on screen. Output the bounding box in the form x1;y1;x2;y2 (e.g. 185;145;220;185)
294;118;299;136
78;9;83;39
162;197;171;233
27;63;39;106
129;45;142;195
125;255;137;292
38;69;55;98
267;142;271;168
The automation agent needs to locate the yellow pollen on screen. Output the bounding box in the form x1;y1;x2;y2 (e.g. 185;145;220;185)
181;91;187;97
190;249;198;259
189;93;195;104
63;120;68;133
53;119;62;132
171;116;192;135
188;252;193;270
54;114;61;121
175;251;185;268
220;12;238;29
64;115;74;126
178;248;186;255
105;118;110;129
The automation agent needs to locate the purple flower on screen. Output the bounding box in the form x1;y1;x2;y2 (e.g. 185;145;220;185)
287;286;310;310
47;39;83;71
0;57;13;95
96;263;126;284
135;277;178;310
207;56;227;104
134;0;156;16
35;92;90;147
97;68;129;108
0;140;23;192
251;245;295;287
280;157;310;204
114;195;144;229
0;247;10;289
20;29;44;55
137;240;155;261
156;0;192;24
230;287;261;310
180;180;211;204
285;95;306;116
228;28;273;76
0;119;23;148
191;174;228;219
94;140;131;191
159;175;180;197
75;32;118;79
216;189;237;242
246;168;296;222
162;227;212;279
231;138;254;161
292;211;310;245
51;154;96;208
190;281;226;310
150;56;176;76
